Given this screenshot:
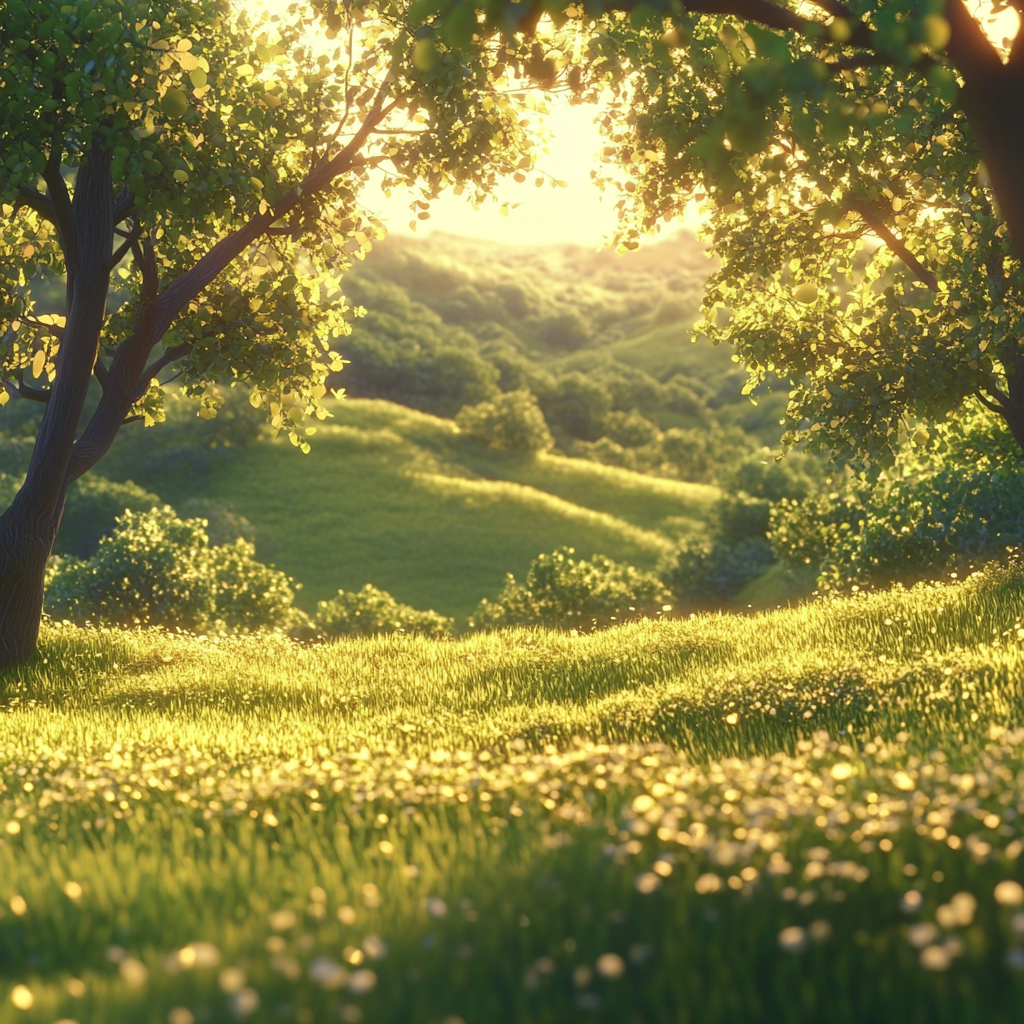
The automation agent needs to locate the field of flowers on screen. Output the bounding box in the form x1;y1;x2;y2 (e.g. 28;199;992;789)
3;563;1024;1022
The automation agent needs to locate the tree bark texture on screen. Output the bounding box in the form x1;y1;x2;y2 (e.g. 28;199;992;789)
0;142;113;666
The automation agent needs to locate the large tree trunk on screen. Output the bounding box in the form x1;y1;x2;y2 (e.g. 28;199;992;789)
0;488;67;665
0;142;113;668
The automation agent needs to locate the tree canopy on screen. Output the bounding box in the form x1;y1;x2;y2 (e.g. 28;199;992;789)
412;0;1024;467
0;0;543;661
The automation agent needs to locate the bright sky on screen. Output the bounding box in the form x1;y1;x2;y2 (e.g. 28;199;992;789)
260;0;1020;251
363;99;701;249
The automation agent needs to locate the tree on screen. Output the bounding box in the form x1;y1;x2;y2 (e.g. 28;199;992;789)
422;0;1024;467
0;0;537;663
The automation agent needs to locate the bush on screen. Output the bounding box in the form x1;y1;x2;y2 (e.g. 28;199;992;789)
714;492;772;547
772;469;1024;590
661;539;776;610
722;451;821;503
177;497;257;548
537;372;612;442
473;547;672;630
660;425;756;484
55;476;163;558
46;506;299;633
767;405;1024;589
456;390;553;454
603;409;660;449
315;585;453;638
537;309;590;351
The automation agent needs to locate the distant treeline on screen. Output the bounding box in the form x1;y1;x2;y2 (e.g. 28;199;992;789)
334;233;789;483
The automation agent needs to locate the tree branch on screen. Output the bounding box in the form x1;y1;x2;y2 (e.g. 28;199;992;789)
20;315;64;342
151;82;392;340
132;344;188;403
94;358;111;391
805;0;854;19
41;136;74;261
15;186;57;225
106;225;142;271
848;199;938;291
976;388;1007;414
12;373;51;404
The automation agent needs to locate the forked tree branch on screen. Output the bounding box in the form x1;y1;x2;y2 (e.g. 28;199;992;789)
15;187;57;224
976;388;1007;413
848;199;939;291
132;343;189;403
151;82;392;340
68;83;395;483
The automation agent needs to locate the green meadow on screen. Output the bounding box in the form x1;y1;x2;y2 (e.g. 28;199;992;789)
4;563;1024;1022
150;399;719;619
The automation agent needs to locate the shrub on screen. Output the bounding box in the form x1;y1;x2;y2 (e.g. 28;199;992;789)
456;390;553;454
659;492;776;610
722;451;821;502
55;476;163;558
714;492;772;547
315;585;453;638
537;309;590;351
177;497;258;548
660;425;756;484
46;507;298;633
661;539;776;610
770;464;1024;589
473;547;672;630
603;409;660;449
536;372;612;442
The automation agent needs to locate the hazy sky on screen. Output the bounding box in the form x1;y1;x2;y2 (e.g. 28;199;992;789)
365;99;700;250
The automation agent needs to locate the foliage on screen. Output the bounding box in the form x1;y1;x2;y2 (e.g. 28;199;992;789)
0;0;542;446
772;469;1024;590
176;497;257;549
413;0;1024;467
54;476;162;558
721;450;823;503
45;506;297;632
629;424;756;484
662;537;776;610
338;278;500;417
315;584;453;638
334;234;789;471
473;546;672;629
768;403;1024;588
6;567;1024;1019
455;390;553;454
661;491;776;609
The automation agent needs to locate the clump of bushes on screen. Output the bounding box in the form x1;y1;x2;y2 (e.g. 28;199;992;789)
456;390;553;454
661;492;776;610
315;585;453;638
56;476;163;558
769;406;1024;590
473;547;672;630
770;468;1024;590
46;507;302;634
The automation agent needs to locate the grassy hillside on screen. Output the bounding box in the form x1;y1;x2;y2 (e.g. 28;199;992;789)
3;565;1024;1022
186;399;718;619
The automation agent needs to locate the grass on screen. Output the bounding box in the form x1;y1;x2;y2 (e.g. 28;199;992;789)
188;400;718;620
4;564;1024;1021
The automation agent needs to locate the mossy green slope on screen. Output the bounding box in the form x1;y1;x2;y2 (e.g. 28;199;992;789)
198;400;718;619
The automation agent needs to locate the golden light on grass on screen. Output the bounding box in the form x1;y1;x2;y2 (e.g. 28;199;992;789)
9;986;33;1010
994;881;1024;907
